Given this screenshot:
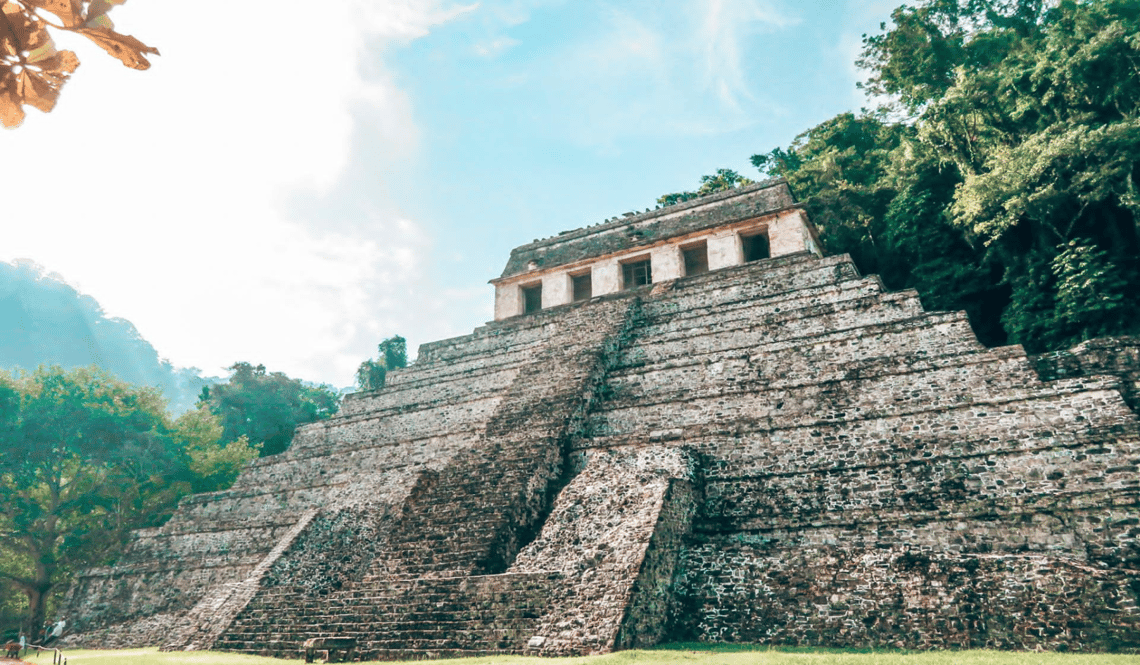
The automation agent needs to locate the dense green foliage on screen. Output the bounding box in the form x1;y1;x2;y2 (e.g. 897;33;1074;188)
695;0;1140;352
356;336;408;392
0;367;257;636
199;363;340;458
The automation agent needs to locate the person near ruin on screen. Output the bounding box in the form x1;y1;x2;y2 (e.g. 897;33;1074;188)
44;618;65;645
18;632;25;655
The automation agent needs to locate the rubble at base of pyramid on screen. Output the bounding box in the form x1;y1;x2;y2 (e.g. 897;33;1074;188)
61;180;1140;658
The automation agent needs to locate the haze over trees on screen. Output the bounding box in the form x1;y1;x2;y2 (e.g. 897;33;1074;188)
673;0;1139;353
0;260;213;414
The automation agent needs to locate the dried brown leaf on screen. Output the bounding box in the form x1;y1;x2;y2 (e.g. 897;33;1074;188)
86;0;115;22
0;86;25;128
15;47;77;112
76;27;157;69
18;69;52;111
2;0;154;127
1;1;40;58
24;0;83;28
0;14;16;59
83;0;131;31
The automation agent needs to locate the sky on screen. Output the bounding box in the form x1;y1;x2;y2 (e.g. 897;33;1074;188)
1;0;900;389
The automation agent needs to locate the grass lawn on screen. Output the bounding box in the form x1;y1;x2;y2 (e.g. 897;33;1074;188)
32;646;1140;665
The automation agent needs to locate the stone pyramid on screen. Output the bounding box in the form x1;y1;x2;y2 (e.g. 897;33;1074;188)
63;180;1139;657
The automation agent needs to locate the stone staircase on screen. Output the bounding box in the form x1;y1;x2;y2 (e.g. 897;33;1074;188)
161;508;320;651
217;572;563;659
213;297;641;658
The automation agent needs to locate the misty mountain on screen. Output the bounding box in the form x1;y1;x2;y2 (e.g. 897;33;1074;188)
0;259;213;414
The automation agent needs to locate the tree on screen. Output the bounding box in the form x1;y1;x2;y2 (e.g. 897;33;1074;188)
1;0;158;128
356;336;408;392
171;405;259;494
656;169;755;207
741;0;1140;352
200;363;340;458
750;112;1010;345
0;366;190;634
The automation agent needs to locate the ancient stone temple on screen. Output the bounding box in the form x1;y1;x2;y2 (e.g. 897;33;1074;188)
63;180;1139;657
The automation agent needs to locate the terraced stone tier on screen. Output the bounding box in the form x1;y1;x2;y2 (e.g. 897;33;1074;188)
674;545;1140;651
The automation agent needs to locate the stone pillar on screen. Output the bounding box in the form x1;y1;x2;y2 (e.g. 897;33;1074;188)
594;259;621;296
769;210;811;257
494;284;521;320
543;272;572;308
650;245;682;282
707;231;743;270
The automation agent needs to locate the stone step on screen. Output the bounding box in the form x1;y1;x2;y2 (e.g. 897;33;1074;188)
337;361;525;419
621;310;981;375
241;431;485;481
293;396;506;450
604;327;1004;394
207;302;635;658
637;254;860;317
415;297;633;366
336;363;603;431
704;483;1140;534
640;276;890;336
627;292;930;367
693;390;1140;479
343;333;568;407
594;353;1091;433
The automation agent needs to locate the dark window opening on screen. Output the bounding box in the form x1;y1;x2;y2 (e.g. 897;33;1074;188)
522;284;542;313
572;273;592;302
682;243;709;276
742;232;770;262
622;259;652;290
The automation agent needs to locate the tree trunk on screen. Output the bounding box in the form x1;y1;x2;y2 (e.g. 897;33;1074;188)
24;584;49;644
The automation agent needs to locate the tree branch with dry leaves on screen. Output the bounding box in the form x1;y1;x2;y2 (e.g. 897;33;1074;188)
0;0;157;128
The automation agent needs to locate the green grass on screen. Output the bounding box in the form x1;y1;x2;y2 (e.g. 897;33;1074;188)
32;646;1140;665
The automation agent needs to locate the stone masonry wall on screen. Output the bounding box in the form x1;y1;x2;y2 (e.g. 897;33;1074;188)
1032;337;1140;414
500;179;795;278
508;446;695;655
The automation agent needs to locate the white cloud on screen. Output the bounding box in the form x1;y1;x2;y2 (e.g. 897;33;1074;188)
695;0;797;112
0;0;473;387
505;0;796;148
474;36;520;57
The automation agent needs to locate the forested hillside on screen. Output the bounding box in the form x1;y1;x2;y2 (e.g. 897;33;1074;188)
0;260;211;413
667;0;1139;352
